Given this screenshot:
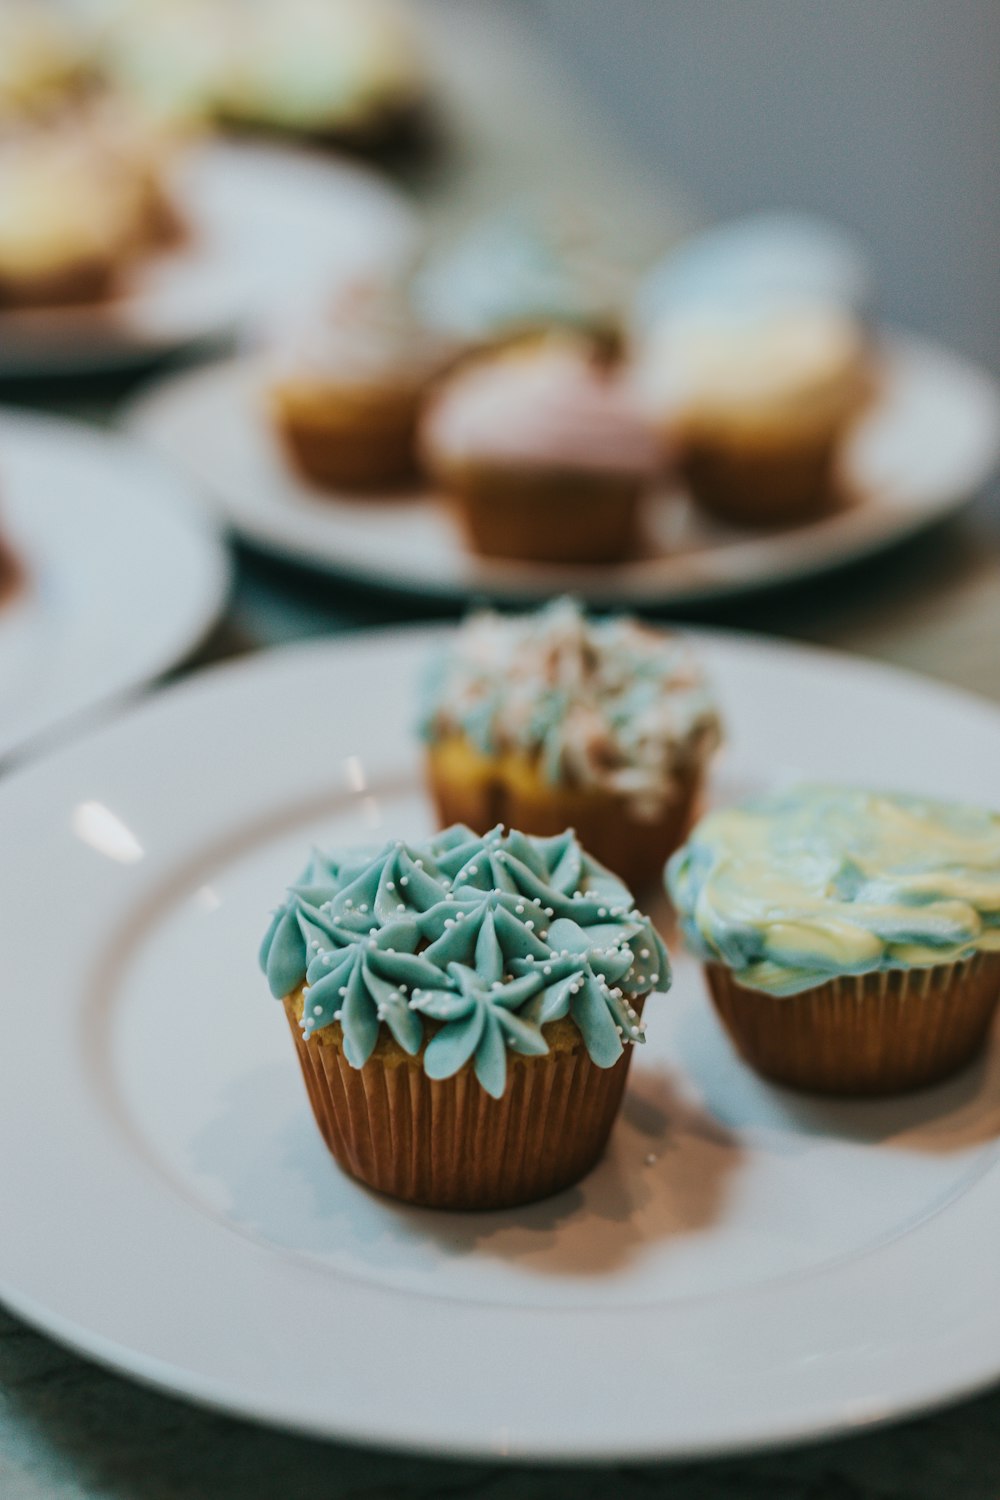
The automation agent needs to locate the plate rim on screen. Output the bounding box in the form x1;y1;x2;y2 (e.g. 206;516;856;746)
121;329;1000;608
1;626;1000;1463
0;405;231;764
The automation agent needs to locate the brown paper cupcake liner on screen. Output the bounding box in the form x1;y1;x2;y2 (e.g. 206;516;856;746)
275;404;420;491
284;992;645;1209
679;431;842;527
427;738;702;892
705;952;1000;1096
430;459;643;564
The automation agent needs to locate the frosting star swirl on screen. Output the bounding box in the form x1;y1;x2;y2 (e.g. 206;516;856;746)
261;823;671;1097
667;786;1000;996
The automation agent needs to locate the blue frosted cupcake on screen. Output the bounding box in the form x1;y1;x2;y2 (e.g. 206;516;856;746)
262;823;670;1208
668;787;1000;1095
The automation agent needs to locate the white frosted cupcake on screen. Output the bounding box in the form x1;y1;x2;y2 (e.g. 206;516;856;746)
0;103;179;308
633;302;870;526
420;337;662;563
269;279;453;492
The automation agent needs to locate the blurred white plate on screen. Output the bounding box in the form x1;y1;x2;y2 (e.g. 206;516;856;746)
125;331;1000;607
0;628;999;1461
0;408;229;763
0;140;416;378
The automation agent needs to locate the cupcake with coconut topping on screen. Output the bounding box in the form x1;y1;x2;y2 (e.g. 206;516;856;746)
261;822;670;1209
420;598;721;889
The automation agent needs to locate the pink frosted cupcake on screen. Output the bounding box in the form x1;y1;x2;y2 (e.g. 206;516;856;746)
420;337;663;563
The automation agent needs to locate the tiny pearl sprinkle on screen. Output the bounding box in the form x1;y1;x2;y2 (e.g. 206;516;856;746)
313;1004;322;1016
400;876;409;886
386;881;395;891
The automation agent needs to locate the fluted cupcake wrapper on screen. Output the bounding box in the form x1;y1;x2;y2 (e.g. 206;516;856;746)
284;995;645;1210
705;951;1000;1096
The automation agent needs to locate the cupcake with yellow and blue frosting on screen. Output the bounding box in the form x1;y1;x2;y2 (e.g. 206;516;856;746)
262;822;670;1208
668;786;1000;1095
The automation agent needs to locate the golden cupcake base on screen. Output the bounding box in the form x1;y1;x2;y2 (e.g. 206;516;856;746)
427;736;700;892
284;990;644;1210
272;383;422;492
705;952;1000;1096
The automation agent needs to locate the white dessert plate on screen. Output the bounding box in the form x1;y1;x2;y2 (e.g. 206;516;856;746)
0;407;229;764
0;627;999;1462
124;331;1000;607
0;140;415;378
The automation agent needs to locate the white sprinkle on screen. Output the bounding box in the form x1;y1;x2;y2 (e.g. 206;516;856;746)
313;1004;322;1016
344;899;353;908
333;1009;343;1021
516;904;525;914
545;907;554;917
369;926;378;935
386;881;395;891
525;920;534;930
444;919;454;928
400;876;409;887
468;865;478;876
543;965;552;975
644;1152;658;1167
397;904;406;912
339;986;348;997
650;973;659;984
359;904;368;914
414;859;424;869
640;949;650;959
599;908;608;918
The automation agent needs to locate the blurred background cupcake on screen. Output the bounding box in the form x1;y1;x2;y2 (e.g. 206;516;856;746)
97;0;431;158
414;205;631;360
631;300;871;527
268;276;454;492
420;334;662;562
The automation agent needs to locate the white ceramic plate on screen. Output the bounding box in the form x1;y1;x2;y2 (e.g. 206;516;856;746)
0;627;999;1462
125;332;1000;607
0;408;229;763
0;140;415;378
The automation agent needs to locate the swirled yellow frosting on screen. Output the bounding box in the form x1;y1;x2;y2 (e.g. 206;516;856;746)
667;787;1000;995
